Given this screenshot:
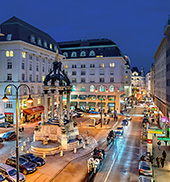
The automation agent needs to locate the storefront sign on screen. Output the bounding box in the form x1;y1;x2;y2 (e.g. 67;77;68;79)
147;139;153;144
148;129;163;134
157;137;170;141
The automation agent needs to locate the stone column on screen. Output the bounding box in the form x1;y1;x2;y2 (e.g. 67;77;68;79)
67;90;71;120
43;86;49;124
51;86;56;119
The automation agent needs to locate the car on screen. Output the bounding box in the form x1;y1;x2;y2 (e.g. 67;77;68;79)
2;131;16;141
0;163;25;182
121;119;128;126
0;138;3;144
125;115;132;121
76;112;84;118
139;161;153;177
5;156;37;175
139;175;154;182
0;123;13;128
72;111;78;118
114;126;124;136
89;111;99;114
20;153;45;167
0;175;8;182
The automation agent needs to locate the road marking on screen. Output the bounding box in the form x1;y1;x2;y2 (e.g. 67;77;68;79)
111;121;118;129
103;151;119;182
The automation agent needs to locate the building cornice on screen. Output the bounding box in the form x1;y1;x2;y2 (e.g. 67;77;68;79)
154;37;166;59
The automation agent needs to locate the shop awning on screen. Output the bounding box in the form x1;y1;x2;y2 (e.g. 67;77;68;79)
23;106;44;115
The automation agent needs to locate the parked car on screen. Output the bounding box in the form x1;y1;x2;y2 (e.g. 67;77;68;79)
0;138;3;144
114;126;124;136
5;157;37;175
0;163;25;182
76;112;84;118
2;131;16;141
125;115;132;121
89;111;99;114
139;161;153;177
0;175;8;182
139;175;154;182
0;123;13;128
121;119;128;126
20;153;45;167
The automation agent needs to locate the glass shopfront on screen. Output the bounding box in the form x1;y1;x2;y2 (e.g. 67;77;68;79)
107;95;115;101
79;95;87;100
88;95;96;100
79;102;86;111
4;112;13;124
88;102;96;110
97;95;106;100
108;103;115;111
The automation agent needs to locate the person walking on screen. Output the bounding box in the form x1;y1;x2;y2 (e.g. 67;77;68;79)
157;140;161;150
162;150;167;160
161;156;165;168
156;156;161;168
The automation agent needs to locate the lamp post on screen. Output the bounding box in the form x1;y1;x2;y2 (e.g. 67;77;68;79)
2;84;33;182
95;85;108;128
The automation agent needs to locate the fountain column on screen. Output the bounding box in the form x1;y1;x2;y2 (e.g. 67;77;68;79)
66;86;72;120
43;86;49;124
51;86;56;119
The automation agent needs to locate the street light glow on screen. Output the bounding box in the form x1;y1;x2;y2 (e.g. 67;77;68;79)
2;94;8;102
27;94;33;103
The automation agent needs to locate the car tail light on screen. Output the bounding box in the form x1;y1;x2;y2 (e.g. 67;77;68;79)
150;170;152;173
140;169;143;172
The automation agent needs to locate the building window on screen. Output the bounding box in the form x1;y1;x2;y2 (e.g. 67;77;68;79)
42;64;45;72
72;71;76;75
72;85;76;91
100;63;104;68
29;55;33;60
44;41;48;48
90;77;95;82
109;85;114;92
5;101;12;108
72;64;77;68
22;61;25;70
31;86;34;94
10;51;13;57
23;86;27;95
100;78;104;82
38;86;41;94
110;77;114;82
89;50;95;56
90;85;95;92
7;62;12;69
36;56;39;61
36;63;39;71
29;75;32;82
80;51;86;57
99;85;105;92
7;74;12;81
81;78;86;82
81;86;85;91
22;52;26;58
90;69;95;75
30;35;36;43
6;86;12;95
125;71;128;73
81;71;86;75
22;74;25;81
54;45;58;51
36;75;39;82
90;64;95;68
50;44;53;50
71;52;77;57
81;64;86;68
42;76;45;82
6;51;10;57
72;78;76;83
6;34;12;41
120;86;124;91
6;51;13;57
63;52;68;57
110;63;115;67
29;63;32;71
37;38;42;46
100;68;104;75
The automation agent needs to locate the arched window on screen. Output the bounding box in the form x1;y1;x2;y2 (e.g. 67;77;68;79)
31;86;34;94
109;85;114;92
89;50;95;56
71;52;77;57
6;51;9;57
10;51;13;57
54;45;58;51
44;41;47;48
6;86;12;95
99;85;104;92
37;38;42;46
80;51;86;57
30;35;35;43
23;86;27;95
81;86;85;91
90;85;95;92
63;52;68;57
72;85;76;91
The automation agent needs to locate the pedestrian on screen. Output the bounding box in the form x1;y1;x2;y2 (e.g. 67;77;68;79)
157;140;161;150
156;156;161;168
162;150;167;160
107;119;110;124
161;156;165;168
149;155;154;164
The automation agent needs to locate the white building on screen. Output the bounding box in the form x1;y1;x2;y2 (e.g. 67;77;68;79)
59;38;131;113
145;72;151;97
0;16;62;124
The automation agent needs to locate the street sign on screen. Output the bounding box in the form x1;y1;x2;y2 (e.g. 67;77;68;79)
147;139;153;144
157;137;170;141
148;129;163;134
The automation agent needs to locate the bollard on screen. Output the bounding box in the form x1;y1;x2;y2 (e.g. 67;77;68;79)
83;143;86;149
60;150;63;157
23;141;26;146
43;153;46;159
74;147;77;154
27;137;30;142
21;146;24;151
26;150;29;153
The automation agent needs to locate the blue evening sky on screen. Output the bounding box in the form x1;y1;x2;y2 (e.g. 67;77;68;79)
0;0;170;73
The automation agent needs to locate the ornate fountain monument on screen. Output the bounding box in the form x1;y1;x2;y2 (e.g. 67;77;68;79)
31;51;80;155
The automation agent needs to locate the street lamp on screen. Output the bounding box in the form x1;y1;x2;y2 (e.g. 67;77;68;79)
95;85;108;128
2;84;33;182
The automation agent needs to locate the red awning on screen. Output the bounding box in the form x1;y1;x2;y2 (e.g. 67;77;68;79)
23;106;44;115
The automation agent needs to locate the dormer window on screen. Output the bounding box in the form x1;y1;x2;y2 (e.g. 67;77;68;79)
6;34;12;41
80;51;86;57
54;45;58;51
50;44;53;50
63;52;68;57
89;50;95;56
71;52;77;57
44;41;48;48
30;35;36;44
37;38;42;46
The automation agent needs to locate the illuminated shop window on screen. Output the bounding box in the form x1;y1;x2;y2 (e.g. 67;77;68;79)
81;86;85;91
72;85;76;91
38;99;41;104
109;85;114;92
99;85;105;92
110;63;115;67
6;51;10;57
22;52;26;58
6;86;12;95
90;85;95;92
